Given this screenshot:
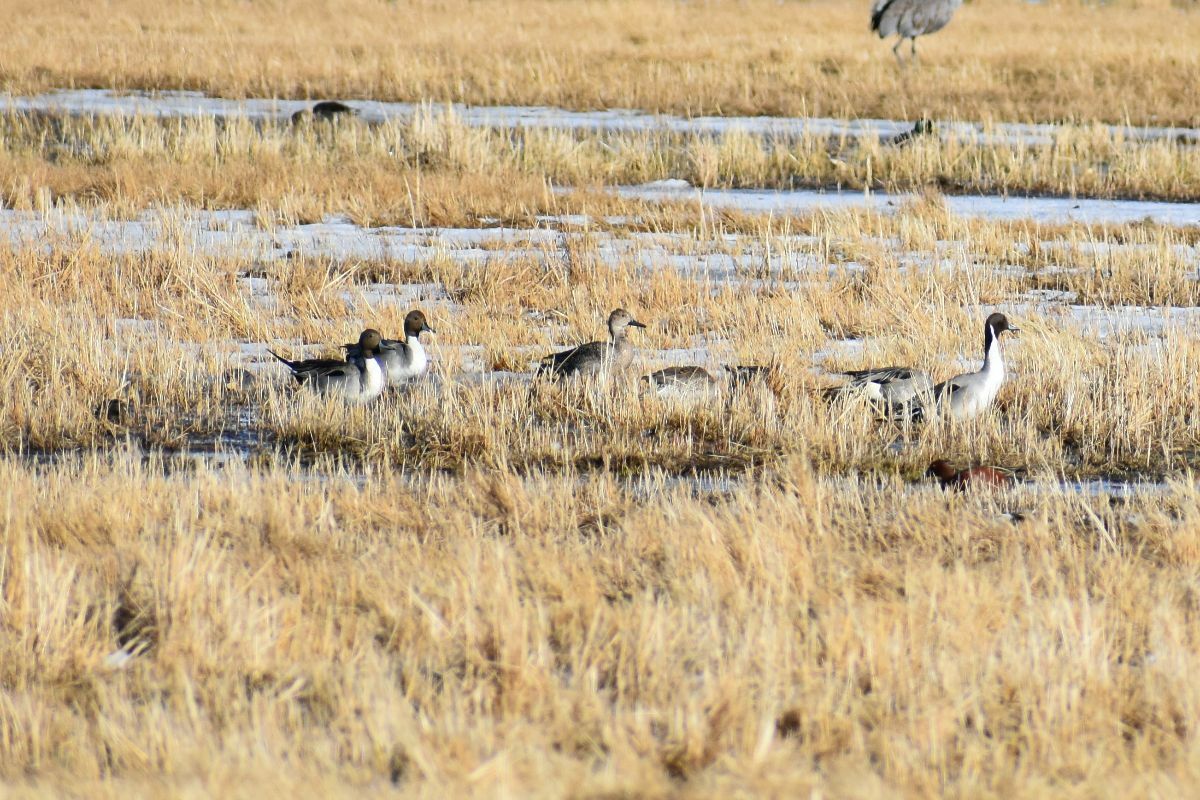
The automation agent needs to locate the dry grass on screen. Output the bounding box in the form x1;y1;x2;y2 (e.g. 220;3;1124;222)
5;0;1200;127
6;196;1200;794
5;454;1200;796
7;112;1200;220
2;201;1199;479
6;8;1200;786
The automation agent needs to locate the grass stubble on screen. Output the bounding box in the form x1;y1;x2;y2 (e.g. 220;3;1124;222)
6;111;1200;222
7;5;1200;790
5;187;1200;794
4;0;1200;127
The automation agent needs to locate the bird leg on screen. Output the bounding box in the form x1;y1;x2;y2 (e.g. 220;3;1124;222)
910;37;918;61
892;36;905;65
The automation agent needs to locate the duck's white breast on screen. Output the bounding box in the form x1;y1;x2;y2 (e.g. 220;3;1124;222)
405;340;428;378
361;357;386;399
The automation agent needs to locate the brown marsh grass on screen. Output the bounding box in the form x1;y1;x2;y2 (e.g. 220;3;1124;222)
5;0;1200;127
4;81;1200;793
4;453;1200;796
7;113;1200;222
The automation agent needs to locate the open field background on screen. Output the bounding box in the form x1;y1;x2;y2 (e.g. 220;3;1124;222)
6;0;1200;795
3;0;1200;127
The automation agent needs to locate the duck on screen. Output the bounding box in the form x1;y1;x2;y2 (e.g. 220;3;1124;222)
538;308;647;379
828;365;934;410
911;312;1019;421
343;309;435;384
269;329;388;403
642;365;722;399
291;100;358;124
642;364;772;397
926;459;1016;491
887;119;936;147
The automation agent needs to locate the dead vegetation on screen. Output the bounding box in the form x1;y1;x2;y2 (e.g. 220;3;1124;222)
5;2;1200;792
4;454;1200;795
4;0;1200;126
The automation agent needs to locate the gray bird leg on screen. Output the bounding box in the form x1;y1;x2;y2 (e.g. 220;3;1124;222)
892;36;905;64
911;37;918;60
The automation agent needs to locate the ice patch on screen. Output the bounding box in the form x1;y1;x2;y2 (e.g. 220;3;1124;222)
614;184;1200;227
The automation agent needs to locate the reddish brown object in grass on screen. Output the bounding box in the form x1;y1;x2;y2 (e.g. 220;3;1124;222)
926;460;1016;492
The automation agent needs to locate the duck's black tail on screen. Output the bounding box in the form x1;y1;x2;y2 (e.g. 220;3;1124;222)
268;350;295;368
268;350;307;384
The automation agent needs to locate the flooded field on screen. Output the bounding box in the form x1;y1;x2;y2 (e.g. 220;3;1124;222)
7;76;1200;797
11;88;1200;147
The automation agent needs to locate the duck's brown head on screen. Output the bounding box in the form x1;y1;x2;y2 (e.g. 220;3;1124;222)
357;329;383;356
404;310;435;340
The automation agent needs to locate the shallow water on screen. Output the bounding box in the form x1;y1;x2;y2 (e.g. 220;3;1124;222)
615;182;1200;227
8;89;1200;148
6;205;1197;349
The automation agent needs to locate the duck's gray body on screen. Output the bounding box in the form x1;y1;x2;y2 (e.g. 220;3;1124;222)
871;0;963;60
271;353;386;402
291;101;358;124
643;364;771;398
923;344;1005;421
833;365;934;408
270;329;388;403
643;365;722;397
374;339;428;383
539;309;646;379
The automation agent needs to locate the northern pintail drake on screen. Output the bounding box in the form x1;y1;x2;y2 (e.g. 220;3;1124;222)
926;460;1016;492
538;308;647;379
344;309;435;384
829;365;934;410
911;312;1019;421
270;329;387;403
